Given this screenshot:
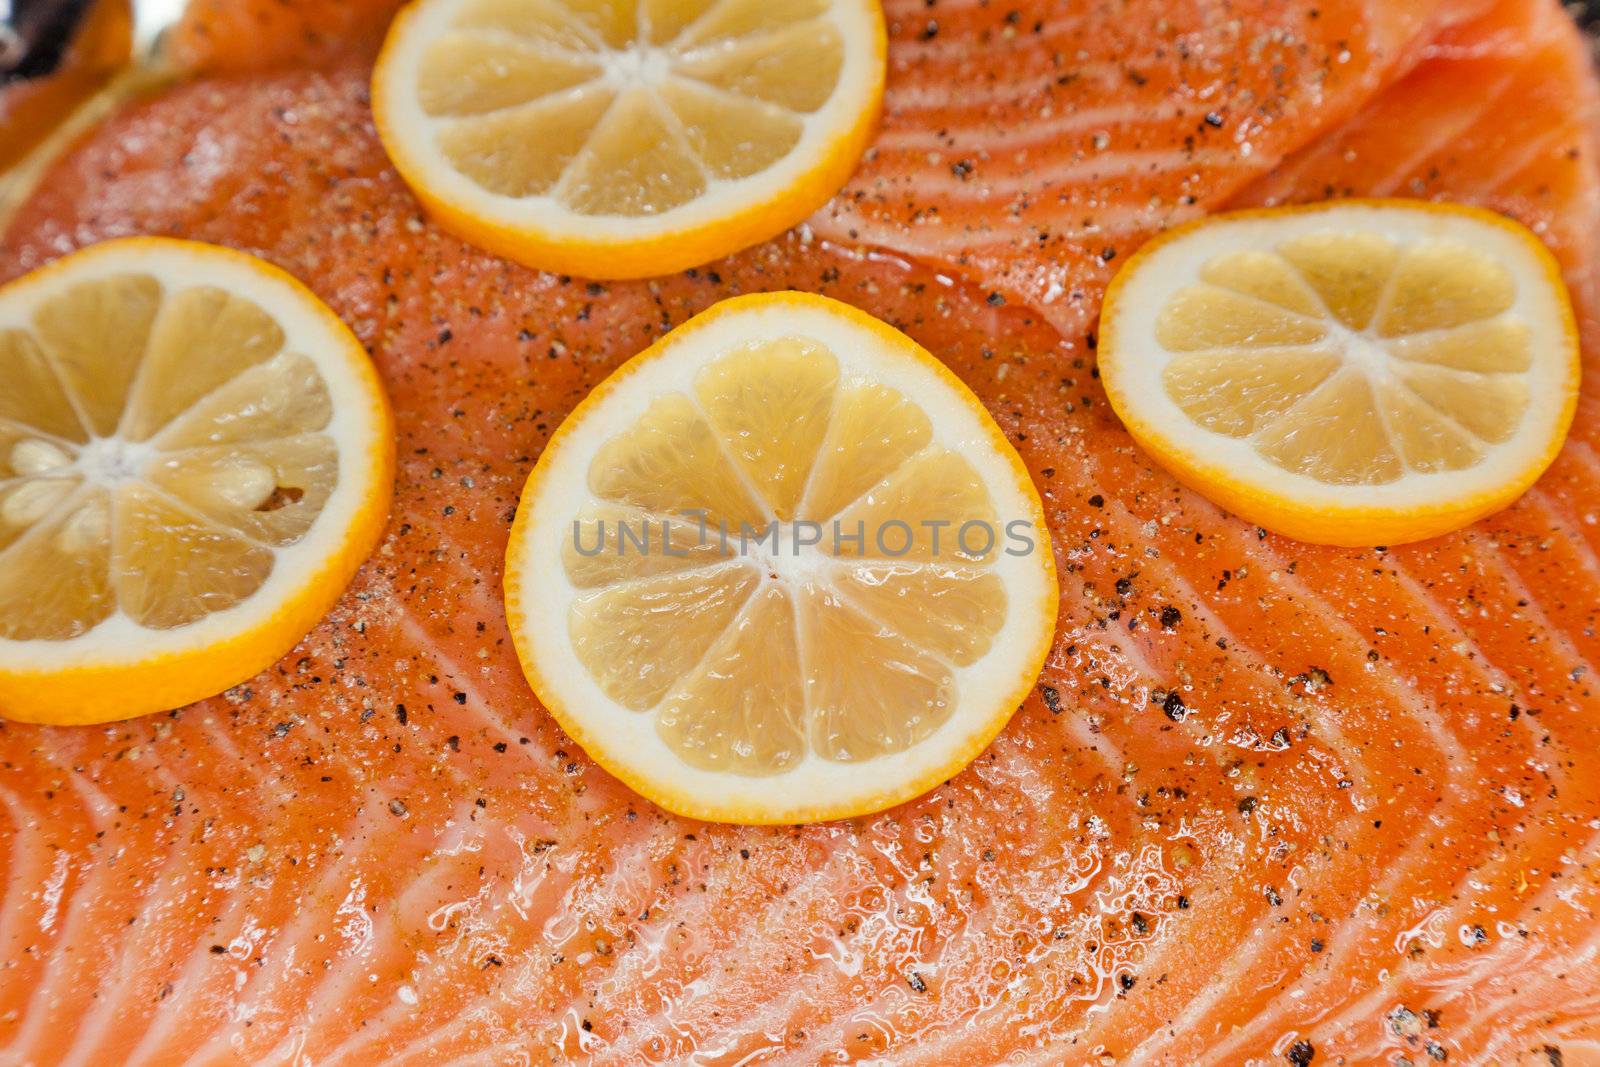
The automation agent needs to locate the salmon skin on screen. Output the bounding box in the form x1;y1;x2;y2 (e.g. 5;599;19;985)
2;0;1599;1063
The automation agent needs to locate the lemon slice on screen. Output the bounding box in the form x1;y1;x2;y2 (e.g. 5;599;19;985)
371;0;885;280
0;238;394;725
1098;200;1579;547
505;293;1057;823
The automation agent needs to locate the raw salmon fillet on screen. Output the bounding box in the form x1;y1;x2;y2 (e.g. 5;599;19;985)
2;0;1599;1063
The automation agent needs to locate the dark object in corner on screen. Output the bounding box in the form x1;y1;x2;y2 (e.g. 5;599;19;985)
2;0;96;82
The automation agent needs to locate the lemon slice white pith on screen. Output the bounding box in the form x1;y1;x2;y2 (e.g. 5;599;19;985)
505;293;1057;824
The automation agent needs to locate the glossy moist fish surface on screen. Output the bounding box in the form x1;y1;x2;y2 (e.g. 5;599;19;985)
2;0;1600;1063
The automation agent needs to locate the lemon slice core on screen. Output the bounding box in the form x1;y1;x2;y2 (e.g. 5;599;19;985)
1;278;338;639
1157;235;1530;486
420;0;841;213
566;336;1010;774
